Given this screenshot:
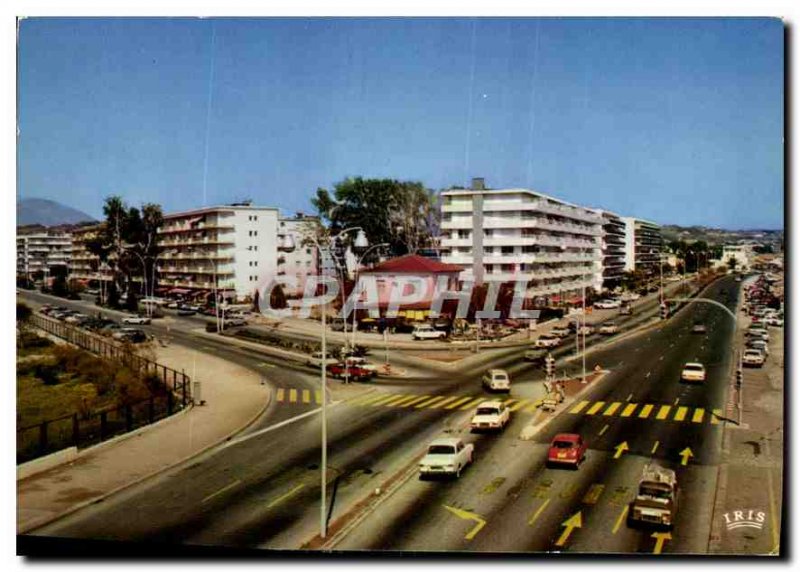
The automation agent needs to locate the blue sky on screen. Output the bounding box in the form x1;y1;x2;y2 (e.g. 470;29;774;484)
17;17;783;229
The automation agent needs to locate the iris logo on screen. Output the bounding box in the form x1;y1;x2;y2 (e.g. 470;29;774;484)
723;509;766;531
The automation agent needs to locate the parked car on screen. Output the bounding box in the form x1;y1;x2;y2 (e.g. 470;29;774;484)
112;328;148;343
680;362;706;383
577;324;595;336
523;347;548;364
594;299;621;310
223;317;247;327
327;362;373;381
123;315;151;325
412;324;446;340
621;292;641;302
64;313;89;324
746;339;770;356
344;356;379;377
329;317;352;332
535;334;561;348
176;307;196;316
419;437;474;479
470;401;510;432
598;322;618;335
166;301;180;309
481;369;511;392
547;433;587;469
742;349;766;368
691;322;707;334
550;326;572;338
306;351;339;369
619;304;633;316
765;316;784;327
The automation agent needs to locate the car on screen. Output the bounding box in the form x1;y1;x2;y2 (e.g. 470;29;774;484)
523;347;548;364
598;322;618;335
746;328;769;342
594;299;621;310
742;349;766;367
765;316;783;327
746;339;770;356
306;351;340;368
176;307;196;316
122;315;151;325
577;324;595;336
482;369;511;392
223;317;247;327
166;301;180;309
412;324;446;340
183;304;201;312
619;305;633;316
85;288;100;296
547;433;587;469
621;292;641;302
470;401;510;432
680;362;706;383
419;437;474;479
329;317;352;332
550;326;572;338
691;323;707;334
327;362;373;381
535;334;561;348
112;328;148;343
65;313;89;325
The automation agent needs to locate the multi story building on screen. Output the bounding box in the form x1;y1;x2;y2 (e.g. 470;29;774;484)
439;178;604;304
16;230;72;279
597;210;627;290
277;213;321;296
156;203;279;303
69;223;113;285
623;217;663;274
721;244;754;271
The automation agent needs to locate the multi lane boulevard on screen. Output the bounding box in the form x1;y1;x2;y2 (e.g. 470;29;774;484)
21;275;738;553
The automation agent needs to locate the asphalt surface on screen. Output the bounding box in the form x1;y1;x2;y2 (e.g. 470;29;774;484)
19;277;731;554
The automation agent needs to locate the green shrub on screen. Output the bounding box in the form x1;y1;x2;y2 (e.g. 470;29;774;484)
34;363;60;386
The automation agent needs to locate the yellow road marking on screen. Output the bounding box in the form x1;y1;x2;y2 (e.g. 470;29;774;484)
460;397;485;410
445;396;473;409
266;483;305;509
315;390;322;404
582;484;605;505
393;394;425;407
651;440;660;454
276;388;285;402
528;498;551;526
598;424;610;436
399;395;430;408
767;466;780;552
603;402;622;416
429;396;459;409
652;531;671;554
201;479;241;504
612;506;629;534
673;406;688;421
554;511;582;547
385;394;418;407
692;408;705;423
416;395;448;408
638;404;654;419
502;398;518;407
620;403;637;417
524;399;544;412
372;394;407;407
302;389;310;404
586;401;606;415
570;400;590;414
509;399;531;412
711;408;722;424
442;505;486;541
289;389;297;403
656;405;671;420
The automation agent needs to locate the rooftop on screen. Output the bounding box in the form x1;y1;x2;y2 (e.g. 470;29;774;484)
360;254;463;275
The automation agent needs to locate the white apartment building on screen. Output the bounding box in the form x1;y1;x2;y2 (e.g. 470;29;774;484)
597;210;627;289
277;213;320;296
720;244;754;271
439;178;604;304
69;223;114;284
17;231;72;278
623;217;663;274
157;203;279;303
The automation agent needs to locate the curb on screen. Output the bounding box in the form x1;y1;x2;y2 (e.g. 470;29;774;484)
18;357;273;535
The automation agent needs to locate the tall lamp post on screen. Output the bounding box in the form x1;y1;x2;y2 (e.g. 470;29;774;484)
279;226;368;540
350;242;389;352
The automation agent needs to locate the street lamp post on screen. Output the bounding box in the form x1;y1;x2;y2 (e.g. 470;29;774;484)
350;243;389;353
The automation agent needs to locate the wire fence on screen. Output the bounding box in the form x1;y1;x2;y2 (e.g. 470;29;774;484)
18;314;191;464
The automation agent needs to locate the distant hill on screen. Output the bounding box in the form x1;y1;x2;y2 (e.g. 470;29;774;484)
17;198;96;227
661;224;783;246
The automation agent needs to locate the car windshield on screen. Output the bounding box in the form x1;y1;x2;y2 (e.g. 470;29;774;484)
640;484;672;499
428;445;455;455
553;440;575;449
493;373;508;380
476;407;500;415
685;365;704;371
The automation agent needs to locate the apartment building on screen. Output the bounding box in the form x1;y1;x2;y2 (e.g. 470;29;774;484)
721;244;754;271
16;230;72;278
69;223;114;284
439;178;604;304
156;203;279;302
597;210;627;289
623;217;663;274
277;213;320;296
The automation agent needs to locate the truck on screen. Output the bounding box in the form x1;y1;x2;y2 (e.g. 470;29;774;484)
628;463;678;529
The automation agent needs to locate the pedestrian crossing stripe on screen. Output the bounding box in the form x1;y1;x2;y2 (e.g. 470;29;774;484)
603;402;622;416
445;396;473;409
620;403;637;417
510;399;532;412
586;402;606;415
289;389;298;403
673;406;688;421
692;408;704;423
302;389;311;404
429;396;459;409
570;400;590;414
276;388;285;402
416;395;447;408
656;405;671;420
711;409;721;424
460;397;486;410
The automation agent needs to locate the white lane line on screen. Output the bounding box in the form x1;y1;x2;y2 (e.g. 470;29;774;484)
202;479;241;504
222;405;333;450
645;371;651;378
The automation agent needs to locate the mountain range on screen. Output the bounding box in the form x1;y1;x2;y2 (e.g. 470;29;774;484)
17;198;96;227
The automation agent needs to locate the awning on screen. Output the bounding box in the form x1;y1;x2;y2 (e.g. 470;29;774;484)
169;288;191;294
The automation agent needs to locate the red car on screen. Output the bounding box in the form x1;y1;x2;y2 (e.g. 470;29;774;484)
326;362;373;382
547;433;588;469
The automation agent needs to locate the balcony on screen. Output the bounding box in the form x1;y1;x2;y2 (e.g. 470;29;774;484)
439;237;473;248
441;201;474;213
440;255;473;266
483;235;596;249
440;217;473;230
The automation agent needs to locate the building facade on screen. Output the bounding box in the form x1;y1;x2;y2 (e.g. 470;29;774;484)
597;210;627;290
156;204;279;302
277;213;321;296
623;217;663;274
439;179;604;305
69;224;113;285
720;244;754;271
17;231;72;279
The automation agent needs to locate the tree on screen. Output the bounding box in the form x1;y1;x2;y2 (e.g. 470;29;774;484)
727;256;738;271
270;282;287;310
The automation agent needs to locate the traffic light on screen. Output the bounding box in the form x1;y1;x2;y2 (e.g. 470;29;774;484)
735;368;743;388
545;354;555;378
660;303;669;319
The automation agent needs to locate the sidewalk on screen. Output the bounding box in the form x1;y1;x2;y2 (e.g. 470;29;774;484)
17;343;270;534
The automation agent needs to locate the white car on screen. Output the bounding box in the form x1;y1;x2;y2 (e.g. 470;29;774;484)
412;325;446;340
122;315;151;325
419;437;474;479
577;324;595;336
64;313;88;324
535;334;561;348
598;322;618;335
470;401;510;432
551;326;572;338
680;362;706;383
306;351;340;368
742;349;766;367
746;329;769;342
766;316;783;327
223;317;247;327
746;339;770;356
482;369;511;392
594;299;621;310
621;292;641;301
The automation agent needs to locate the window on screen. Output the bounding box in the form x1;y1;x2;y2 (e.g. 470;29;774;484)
254;261;258;267
484;229;493;238
254;246;258;251
248;231;253;237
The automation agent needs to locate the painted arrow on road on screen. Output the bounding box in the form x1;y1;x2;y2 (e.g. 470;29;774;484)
442;505;486;541
613;441;629;459
652;531;672;554
554;511;582;547
679;447;694;466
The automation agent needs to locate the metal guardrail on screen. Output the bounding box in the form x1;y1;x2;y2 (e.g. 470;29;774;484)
17;314;191;464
